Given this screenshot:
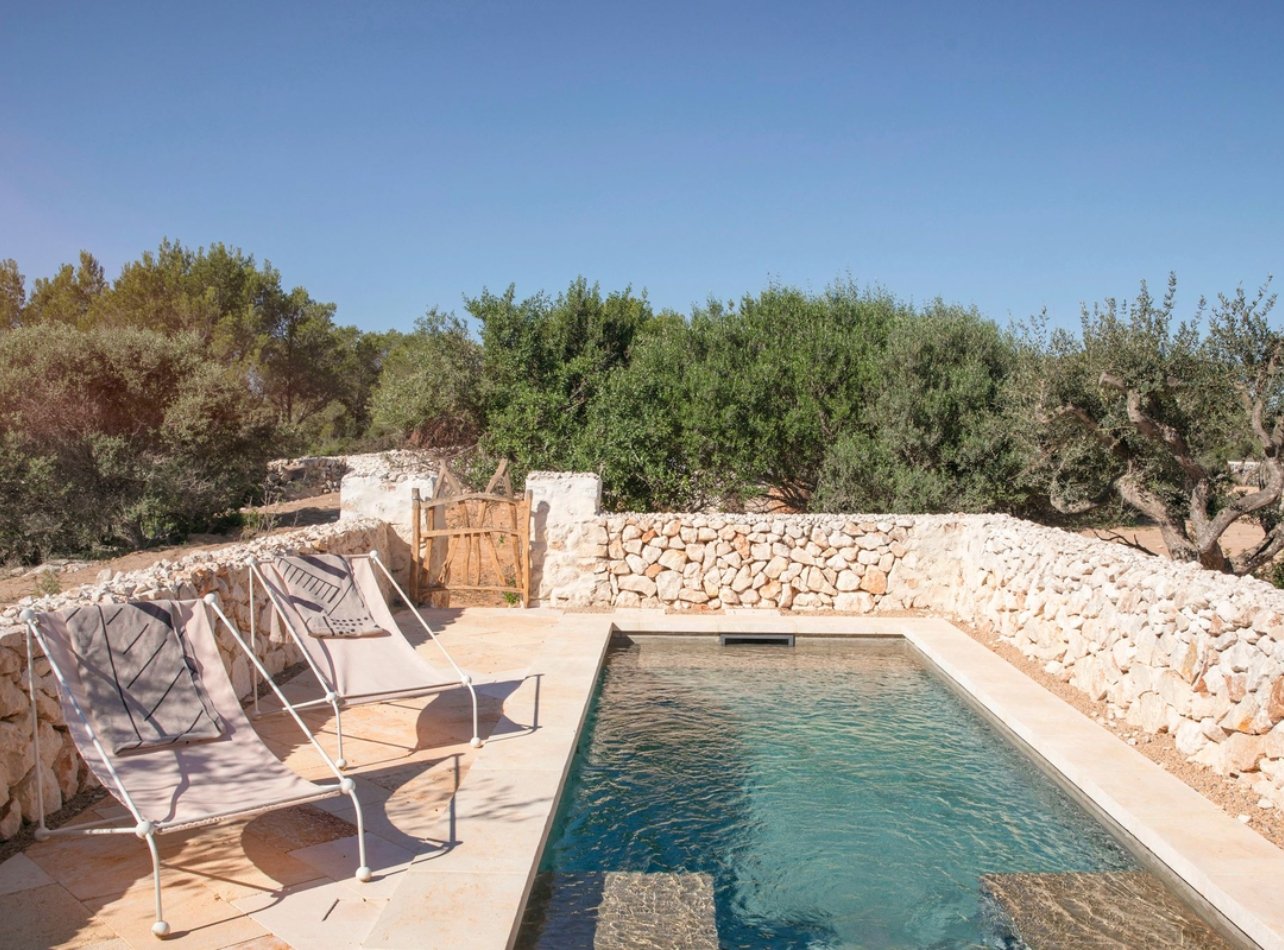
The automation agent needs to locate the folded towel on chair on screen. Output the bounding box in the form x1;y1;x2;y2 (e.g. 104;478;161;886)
62;601;226;754
275;554;384;638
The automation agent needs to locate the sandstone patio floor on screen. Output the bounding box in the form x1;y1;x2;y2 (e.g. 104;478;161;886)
4;610;1284;949
0;607;612;950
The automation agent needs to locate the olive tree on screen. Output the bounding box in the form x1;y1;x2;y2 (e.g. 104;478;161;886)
813;302;1027;514
1022;275;1281;573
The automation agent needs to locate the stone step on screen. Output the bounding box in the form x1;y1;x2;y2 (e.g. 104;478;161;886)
981;871;1234;949
523;871;719;949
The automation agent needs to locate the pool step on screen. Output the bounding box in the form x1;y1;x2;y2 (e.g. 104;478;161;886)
981;871;1233;949
525;871;718;949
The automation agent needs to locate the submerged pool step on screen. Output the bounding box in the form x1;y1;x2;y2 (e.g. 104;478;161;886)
525;871;718;949
981;871;1233;949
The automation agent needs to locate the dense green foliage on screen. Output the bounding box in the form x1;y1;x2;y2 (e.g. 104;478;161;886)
813;303;1028;514
0;324;273;560
473;278;653;476
368;310;484;446
513;283;1032;518
2;242;1278;577
0;241;381;561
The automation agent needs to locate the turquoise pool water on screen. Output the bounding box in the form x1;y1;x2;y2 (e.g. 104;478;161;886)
518;637;1209;948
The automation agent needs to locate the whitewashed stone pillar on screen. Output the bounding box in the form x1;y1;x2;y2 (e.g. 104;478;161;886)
339;461;437;586
526;472;608;606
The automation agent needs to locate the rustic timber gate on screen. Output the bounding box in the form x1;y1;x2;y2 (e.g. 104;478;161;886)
410;461;532;607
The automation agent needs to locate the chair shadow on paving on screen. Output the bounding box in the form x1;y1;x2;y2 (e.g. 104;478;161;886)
10;798;370;947
249;666;523;774
480;672;542;741
397;607;467;644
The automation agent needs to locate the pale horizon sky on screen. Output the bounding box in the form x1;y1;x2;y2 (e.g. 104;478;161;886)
2;0;1281;333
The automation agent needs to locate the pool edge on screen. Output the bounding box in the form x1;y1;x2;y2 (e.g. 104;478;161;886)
368;611;1284;949
604;613;1284;950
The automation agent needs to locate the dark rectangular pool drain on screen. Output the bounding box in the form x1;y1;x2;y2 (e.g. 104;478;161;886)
719;633;795;646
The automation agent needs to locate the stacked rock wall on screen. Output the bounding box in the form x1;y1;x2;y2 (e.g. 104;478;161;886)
0;518;390;839
936;516;1284;806
264;455;350;501
599;513;916;611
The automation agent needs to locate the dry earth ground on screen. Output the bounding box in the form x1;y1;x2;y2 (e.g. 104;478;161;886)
1081;521;1266;560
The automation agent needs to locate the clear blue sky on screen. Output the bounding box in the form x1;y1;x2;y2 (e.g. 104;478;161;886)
2;1;1281;333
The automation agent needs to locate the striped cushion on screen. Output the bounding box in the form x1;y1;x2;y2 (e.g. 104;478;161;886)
62;601;226;754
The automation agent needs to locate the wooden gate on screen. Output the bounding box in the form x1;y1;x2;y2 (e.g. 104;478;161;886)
410;461;532;607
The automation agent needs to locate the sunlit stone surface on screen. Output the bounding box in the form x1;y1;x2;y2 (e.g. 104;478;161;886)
523;871;718;949
982;871;1233;949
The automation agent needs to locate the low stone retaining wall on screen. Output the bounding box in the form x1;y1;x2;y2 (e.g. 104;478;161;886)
526;474;1284;810
0;518;390;839
265;455;350;501
265;450;440;505
339;451;439;586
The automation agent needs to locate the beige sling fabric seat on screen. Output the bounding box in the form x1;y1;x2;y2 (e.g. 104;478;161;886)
21;595;371;939
249;550;481;768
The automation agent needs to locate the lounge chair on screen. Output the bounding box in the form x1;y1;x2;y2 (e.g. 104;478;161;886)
20;594;371;939
247;550;481;768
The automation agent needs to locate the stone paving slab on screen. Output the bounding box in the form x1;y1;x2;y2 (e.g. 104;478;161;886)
364;614;612;949
0;881;121;949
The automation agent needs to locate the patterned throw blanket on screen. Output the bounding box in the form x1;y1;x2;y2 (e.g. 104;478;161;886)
275;555;383;638
62;601;226;755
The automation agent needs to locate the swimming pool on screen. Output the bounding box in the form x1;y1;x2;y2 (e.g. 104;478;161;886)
518;636;1235;948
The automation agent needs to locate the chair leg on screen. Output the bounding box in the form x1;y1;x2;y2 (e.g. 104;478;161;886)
465;679;482;748
343;779;372;883
327;693;348;769
143;831;169;938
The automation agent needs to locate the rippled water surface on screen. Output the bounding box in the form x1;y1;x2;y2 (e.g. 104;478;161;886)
523;638;1142;948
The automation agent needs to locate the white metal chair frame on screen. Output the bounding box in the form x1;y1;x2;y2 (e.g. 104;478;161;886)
247;549;482;769
20;593;372;940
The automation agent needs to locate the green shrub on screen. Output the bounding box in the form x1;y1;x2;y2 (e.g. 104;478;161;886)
368;310;484;447
0;324;274;561
813;304;1027;514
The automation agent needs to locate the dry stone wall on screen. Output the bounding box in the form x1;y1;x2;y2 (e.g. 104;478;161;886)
933;516;1284;809
266;450;441;503
265;455;350;501
600;513;915;611
0;518;390;839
